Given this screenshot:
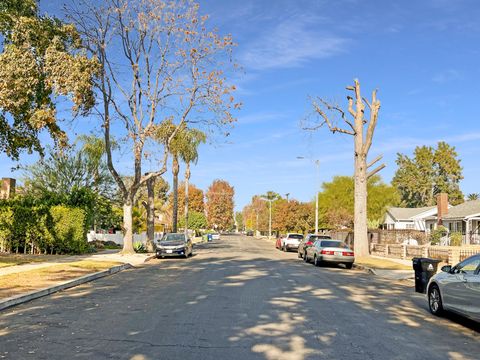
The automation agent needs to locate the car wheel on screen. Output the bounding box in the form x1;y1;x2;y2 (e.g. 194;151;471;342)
428;284;444;316
314;255;320;267
304;253;309;263
345;263;353;269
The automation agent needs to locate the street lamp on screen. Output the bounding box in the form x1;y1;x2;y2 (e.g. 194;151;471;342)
297;156;320;234
260;196;273;239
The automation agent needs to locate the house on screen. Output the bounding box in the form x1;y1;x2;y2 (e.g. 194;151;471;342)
435;199;480;245
384;194;452;231
0;178;15;199
383;206;438;231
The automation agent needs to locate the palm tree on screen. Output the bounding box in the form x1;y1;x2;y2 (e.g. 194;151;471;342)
467;193;480;201
179;129;206;235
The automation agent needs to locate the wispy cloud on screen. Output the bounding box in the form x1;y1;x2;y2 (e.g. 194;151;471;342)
241;15;348;70
237;111;287;126
432;69;461;83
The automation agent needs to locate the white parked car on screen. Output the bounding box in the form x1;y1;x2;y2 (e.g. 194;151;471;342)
427;254;480;322
281;233;304;252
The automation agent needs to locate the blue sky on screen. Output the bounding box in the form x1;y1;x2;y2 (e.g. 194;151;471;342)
2;0;480;211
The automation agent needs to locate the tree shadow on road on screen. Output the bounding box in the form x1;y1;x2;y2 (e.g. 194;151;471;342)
0;242;478;360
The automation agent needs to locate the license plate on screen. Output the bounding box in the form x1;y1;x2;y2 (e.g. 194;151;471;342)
166;250;172;254
335;251;342;256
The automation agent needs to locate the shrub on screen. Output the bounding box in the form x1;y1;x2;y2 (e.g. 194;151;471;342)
133;241;146;253
450;232;463;246
429;226;448;245
50;205;88;254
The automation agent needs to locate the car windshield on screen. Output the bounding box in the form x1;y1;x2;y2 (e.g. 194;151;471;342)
288;234;303;239
320;240;348;248
163;234;186;242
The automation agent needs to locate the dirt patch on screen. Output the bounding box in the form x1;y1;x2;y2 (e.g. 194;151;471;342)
355;256;412;270
0;260;122;299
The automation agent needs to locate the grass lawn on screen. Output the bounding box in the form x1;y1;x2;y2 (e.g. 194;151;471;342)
355;256;412;270
0;260;122;299
0;254;71;268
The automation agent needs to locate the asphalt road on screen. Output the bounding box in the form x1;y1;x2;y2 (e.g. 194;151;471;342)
0;235;478;360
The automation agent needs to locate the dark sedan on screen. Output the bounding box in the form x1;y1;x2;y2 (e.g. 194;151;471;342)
156;233;193;258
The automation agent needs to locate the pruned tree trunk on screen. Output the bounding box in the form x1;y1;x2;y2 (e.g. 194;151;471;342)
309;79;382;257
146;176;156;252
184;163;191;237
122;201;134;254
172;156;180;233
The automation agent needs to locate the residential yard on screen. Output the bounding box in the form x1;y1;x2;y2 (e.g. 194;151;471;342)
355;256;412;270
0;254;71;268
0;260;122;299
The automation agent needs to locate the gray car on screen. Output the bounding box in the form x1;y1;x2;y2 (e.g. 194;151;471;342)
427;254;480;322
297;234;331;259
156;233;193;258
304;239;355;269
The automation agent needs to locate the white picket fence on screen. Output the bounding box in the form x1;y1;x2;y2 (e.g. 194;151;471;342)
87;231;163;245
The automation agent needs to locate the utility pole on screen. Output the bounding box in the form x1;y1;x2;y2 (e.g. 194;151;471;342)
285;193;290;202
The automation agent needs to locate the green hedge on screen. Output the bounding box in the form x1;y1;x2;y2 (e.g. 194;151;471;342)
0;202;88;254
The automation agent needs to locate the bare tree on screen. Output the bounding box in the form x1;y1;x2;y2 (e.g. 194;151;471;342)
307;79;383;257
67;0;238;253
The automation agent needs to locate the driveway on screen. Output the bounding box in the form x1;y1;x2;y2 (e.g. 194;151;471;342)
0;235;478;359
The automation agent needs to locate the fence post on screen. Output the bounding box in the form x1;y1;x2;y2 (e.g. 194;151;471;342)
423;246;429;258
402;245;407;260
385;244;389;257
448;248;460;265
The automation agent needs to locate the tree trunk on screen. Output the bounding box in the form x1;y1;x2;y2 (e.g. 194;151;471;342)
172;156;180;233
122;202;135;254
146;176;156;252
354;153;369;257
184;163;191;236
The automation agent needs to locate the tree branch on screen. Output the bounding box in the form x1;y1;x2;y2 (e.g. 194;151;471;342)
367;163;386;179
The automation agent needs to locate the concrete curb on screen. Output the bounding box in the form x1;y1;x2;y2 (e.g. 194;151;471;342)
0;263;133;312
353;263;377;275
144;254;157;263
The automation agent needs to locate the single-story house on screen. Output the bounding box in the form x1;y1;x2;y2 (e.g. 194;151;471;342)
383;206;438;231
426;199;480;245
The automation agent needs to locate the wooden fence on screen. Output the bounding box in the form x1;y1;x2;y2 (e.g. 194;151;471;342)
370;243;480;265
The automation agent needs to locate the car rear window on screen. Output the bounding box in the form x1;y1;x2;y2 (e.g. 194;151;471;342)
310;235;331;241
288;234;303;239
320;240;347;248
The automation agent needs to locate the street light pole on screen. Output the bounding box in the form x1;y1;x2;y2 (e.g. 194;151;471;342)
297;156;320;234
315;160;320;234
260;197;273;239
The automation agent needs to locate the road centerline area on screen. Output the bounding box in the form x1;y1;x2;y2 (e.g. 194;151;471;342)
0;235;478;360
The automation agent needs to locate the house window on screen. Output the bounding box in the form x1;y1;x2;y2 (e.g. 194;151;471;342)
406;223;415;230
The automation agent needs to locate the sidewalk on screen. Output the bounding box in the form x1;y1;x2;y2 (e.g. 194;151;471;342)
355;255;414;280
0;250;153;277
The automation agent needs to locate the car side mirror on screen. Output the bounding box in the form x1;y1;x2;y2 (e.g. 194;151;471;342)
441;265;452;273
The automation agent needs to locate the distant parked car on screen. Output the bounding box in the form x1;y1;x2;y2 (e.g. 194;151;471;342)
281;233;304;252
427;254;480;322
298;234;332;259
211;233;220;240
304;239;354;269
156;233;193;259
246;230;254;236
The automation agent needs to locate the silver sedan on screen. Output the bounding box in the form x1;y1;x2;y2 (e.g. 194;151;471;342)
427;254;480;322
304;239;355;269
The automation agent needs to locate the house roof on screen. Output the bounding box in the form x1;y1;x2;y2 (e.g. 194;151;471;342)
387;206;436;221
443;200;480;219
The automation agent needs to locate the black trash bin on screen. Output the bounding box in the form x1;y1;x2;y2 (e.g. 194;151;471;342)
412;257;441;293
